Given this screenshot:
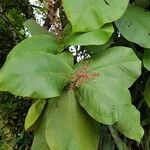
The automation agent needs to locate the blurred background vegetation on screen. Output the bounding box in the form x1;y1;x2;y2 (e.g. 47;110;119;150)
0;0;150;150
0;0;64;149
0;0;41;149
0;0;33;149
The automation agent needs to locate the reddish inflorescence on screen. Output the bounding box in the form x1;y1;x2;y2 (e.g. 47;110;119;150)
69;63;99;90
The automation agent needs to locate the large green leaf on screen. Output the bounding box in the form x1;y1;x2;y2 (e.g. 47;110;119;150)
115;5;150;48
63;0;129;32
143;49;150;71
0;51;73;98
24;19;55;36
45;91;100;150
25;99;47;130
144;77;150;107
76;77;132;125
64;24;114;46
7;35;63;60
74;46;143;141
76;46;141;87
76;76;143;142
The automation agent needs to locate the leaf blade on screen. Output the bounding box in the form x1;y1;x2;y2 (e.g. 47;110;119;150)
45;91;100;150
63;0;129;32
75;46;141;87
64;24;114;46
77;78;144;142
25;99;47;130
24;19;55;36
75;46;143;141
0;35;73;98
115;5;150;48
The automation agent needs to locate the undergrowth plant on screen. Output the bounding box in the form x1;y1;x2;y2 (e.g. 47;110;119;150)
0;92;32;150
0;0;150;149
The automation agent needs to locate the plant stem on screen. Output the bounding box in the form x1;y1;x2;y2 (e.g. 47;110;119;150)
109;126;128;150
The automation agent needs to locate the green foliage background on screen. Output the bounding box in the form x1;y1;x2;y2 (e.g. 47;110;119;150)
0;0;150;150
0;0;34;149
